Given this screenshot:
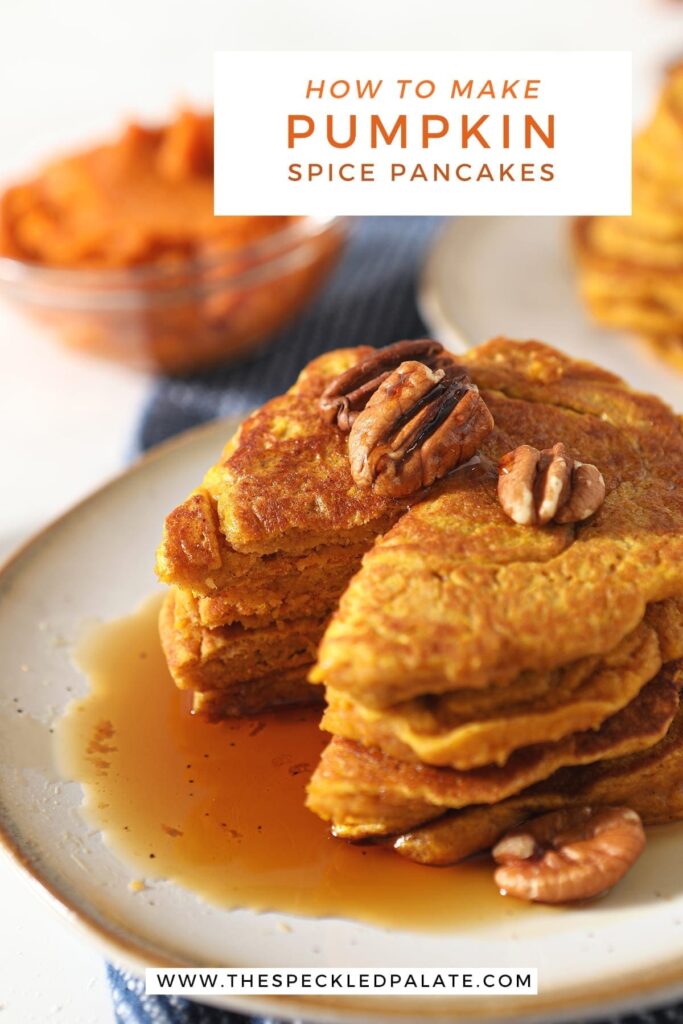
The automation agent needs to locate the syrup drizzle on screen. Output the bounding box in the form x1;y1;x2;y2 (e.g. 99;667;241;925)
55;595;528;930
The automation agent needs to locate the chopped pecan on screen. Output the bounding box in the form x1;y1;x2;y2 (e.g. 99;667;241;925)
497;442;605;526
492;806;645;904
319;339;448;432
348;359;494;497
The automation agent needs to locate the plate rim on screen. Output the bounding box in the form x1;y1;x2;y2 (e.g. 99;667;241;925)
417;216;483;350
2;416;683;1023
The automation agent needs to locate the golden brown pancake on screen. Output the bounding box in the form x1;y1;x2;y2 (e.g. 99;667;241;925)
322;620;662;770
394;661;683;865
322;598;683;769
307;668;680;839
307;340;683;856
195;567;359;629
192;669;321;720
156;344;467;713
156;347;429;570
312;340;683;708
157;487;374;601
160;587;326;693
574;63;683;368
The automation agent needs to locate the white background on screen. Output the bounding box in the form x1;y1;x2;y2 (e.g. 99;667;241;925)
0;1;681;1022
216;51;632;216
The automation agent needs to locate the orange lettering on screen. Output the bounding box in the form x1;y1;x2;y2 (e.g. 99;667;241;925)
525;114;554;148
422;115;449;148
370;114;406;148
462;115;490;148
288;115;315;148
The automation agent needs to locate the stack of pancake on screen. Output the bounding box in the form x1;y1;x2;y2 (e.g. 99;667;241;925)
156;344;462;718
575;62;683;369
307;338;683;862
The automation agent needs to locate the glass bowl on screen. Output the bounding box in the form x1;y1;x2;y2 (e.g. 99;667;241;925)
0;215;347;373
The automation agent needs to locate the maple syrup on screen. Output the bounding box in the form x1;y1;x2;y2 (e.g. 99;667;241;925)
55;595;527;930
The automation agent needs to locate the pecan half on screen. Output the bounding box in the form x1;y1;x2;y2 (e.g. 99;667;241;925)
319;339;448;432
492;806;645;904
348;360;494;497
498;442;605;526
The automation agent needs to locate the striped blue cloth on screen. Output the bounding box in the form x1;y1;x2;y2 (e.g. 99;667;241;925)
113;215;683;1024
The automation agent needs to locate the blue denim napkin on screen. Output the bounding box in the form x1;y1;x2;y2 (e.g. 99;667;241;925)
113;214;683;1024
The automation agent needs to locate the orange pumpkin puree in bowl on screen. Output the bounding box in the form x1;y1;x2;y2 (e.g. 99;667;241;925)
0;110;344;371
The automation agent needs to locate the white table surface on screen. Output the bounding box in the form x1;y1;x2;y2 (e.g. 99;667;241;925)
0;1;681;1022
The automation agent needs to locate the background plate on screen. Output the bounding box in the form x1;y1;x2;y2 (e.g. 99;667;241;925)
418;216;682;412
2;417;683;1023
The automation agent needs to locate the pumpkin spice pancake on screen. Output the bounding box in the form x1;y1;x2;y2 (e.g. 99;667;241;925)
307;338;683;850
154;332;683;901
157;339;493;714
308;665;681;839
161;587;325;690
574;63;683;369
392;660;683;867
311;339;683;707
322;609;677;770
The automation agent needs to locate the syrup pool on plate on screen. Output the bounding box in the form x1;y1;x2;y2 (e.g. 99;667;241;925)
55;594;531;930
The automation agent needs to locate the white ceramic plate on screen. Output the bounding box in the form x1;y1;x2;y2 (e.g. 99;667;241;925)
418;216;682;413
2;418;683;1024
